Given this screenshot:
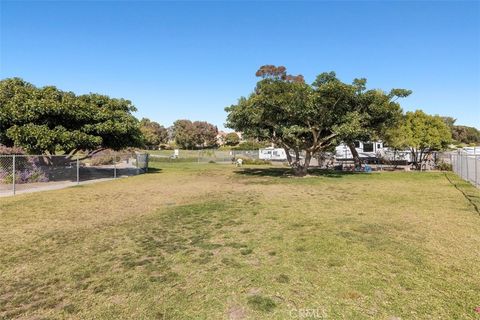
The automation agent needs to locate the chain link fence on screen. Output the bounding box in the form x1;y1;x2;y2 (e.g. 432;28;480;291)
148;149;260;163
0;152;149;196
450;148;479;188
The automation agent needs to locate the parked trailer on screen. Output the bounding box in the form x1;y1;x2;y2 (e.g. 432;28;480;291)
260;142;415;164
335;141;413;163
259;147;288;161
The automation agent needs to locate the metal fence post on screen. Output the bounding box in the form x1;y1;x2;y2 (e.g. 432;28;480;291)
113;152;117;179
12;154;16;195
76;158;80;185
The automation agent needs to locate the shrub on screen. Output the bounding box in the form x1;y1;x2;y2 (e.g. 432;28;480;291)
0;156;48;184
239;158;271;165
89;150;119;166
149;157;197;163
232;140;270;150
436;161;452;171
0;145;25;155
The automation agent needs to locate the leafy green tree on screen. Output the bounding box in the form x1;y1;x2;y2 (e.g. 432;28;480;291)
227;65;328;175
452;126;480;144
172;120;218;149
193;121;218;148
329;75;411;166
139;118;168;149
441;116;480;145
172;120;196;149
0;78;142;162
441;116;456;130
226;65;410;175
391;110;452;169
224;132;240;146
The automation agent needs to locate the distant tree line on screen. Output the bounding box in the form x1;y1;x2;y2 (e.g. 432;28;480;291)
441;116;480;145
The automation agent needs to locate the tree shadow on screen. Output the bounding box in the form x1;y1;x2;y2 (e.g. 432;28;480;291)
146;167;162;174
234;167;357;178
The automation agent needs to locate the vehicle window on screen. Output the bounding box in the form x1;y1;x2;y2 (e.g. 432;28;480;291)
363;143;374;152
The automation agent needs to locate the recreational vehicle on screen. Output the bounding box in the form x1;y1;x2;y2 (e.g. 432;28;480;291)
335;141;384;160
259;147;288;161
335;141;413;163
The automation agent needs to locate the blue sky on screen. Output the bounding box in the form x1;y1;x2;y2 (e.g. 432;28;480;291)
1;1;479;129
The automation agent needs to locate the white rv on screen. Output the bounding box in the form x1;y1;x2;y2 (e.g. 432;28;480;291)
259;147;288;161
336;141;413;163
335;141;384;159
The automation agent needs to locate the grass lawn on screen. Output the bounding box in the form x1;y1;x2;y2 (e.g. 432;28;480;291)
1;163;479;319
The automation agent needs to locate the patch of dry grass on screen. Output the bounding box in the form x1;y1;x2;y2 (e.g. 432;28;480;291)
0;163;479;319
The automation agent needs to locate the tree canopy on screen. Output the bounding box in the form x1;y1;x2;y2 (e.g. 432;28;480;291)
387;110;452;168
139;118;168;149
172;119;218;149
318;73;411;165
224;132;240;146
441;117;480;145
0;78;142;160
226;65;410;175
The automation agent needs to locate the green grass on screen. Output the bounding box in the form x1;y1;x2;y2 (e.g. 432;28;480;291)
0;163;479;319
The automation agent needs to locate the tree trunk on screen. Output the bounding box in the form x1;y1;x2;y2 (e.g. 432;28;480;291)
283;147;312;176
348;143;362;168
291;151;312;177
411;148;420;170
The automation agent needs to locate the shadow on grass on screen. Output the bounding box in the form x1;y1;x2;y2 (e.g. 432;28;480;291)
234;167;357;178
146;167;162;174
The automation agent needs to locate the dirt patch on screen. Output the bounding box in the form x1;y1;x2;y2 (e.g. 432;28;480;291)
228;305;247;320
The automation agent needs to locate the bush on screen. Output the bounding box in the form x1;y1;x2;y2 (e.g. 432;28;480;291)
89;150;119;166
239;158;271;165
149;157;197;163
0;145;25;155
232;140;270;150
0;156;48;184
436;161;452;171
